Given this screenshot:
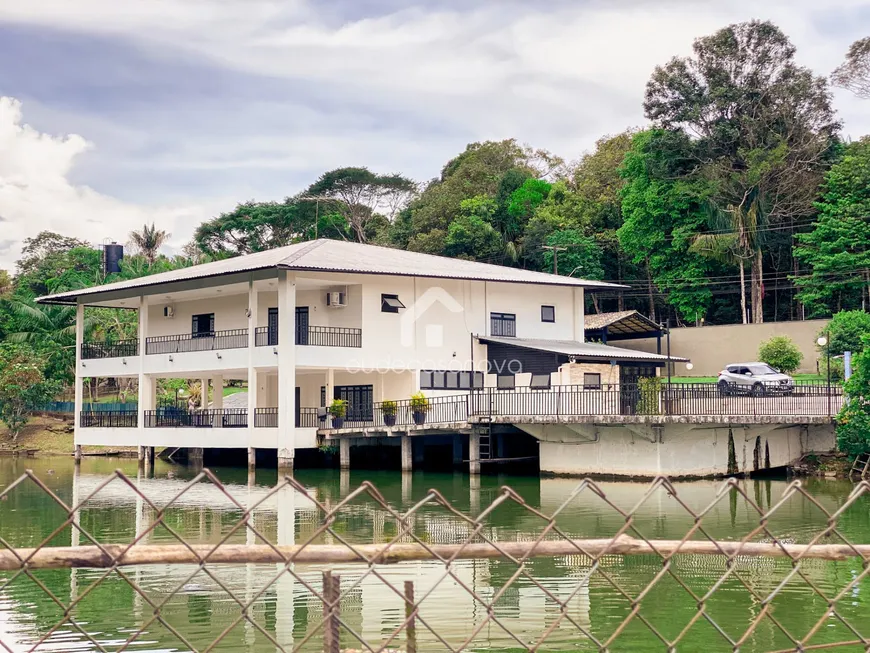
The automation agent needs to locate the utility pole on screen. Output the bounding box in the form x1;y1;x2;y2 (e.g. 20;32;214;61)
542;245;567;275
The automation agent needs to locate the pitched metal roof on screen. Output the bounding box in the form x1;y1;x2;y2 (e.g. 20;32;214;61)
37;239;624;305
478;336;689;363
584;310;662;335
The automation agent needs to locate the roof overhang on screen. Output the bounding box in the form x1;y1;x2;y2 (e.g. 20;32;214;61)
478;336;689;364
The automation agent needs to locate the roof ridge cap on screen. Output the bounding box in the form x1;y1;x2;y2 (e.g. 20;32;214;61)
278;238;328;267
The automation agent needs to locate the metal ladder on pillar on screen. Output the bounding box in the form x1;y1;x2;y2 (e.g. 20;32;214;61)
850;453;870;479
477;423;492;460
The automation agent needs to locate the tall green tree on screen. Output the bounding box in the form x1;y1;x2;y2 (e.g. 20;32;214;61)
194;199;328;256
619;130;719;324
306;167;417;243
644;20;840;323
0;343;61;442
129;223;170;264
404;140;554;254
795;138;870;314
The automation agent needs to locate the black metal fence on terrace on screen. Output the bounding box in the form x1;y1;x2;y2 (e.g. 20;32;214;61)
144;408;248;428
254;407;321;428
144;329;249;354
255;325;363;348
80;339;139;359
1;469;869;652
336;394;471;429
79;409;138;428
466;382;844;420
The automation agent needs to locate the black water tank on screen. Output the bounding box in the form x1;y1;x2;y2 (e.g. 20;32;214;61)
104;243;124;274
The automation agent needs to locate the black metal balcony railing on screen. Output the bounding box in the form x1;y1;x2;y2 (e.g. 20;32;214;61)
81;340;139;360
254;407;322;428
255;326;362;348
145;330;249;355
80;410;138;428
144;408;248;428
467;382;844;419
333;395;470;430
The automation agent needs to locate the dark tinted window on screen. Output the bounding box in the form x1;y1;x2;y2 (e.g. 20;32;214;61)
541;305;555;323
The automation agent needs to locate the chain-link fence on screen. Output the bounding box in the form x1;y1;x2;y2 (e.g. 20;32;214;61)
1;469;869;652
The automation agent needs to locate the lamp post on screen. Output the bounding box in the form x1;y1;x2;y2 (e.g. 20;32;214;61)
817;334;831;416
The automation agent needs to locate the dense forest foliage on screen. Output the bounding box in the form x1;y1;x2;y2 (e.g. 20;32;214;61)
2;19;870;398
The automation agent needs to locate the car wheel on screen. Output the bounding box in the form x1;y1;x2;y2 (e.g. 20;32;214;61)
751;383;765;397
718;380;730;396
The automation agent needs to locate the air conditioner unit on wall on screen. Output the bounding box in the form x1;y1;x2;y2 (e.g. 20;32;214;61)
326;292;347;308
163;305;175;318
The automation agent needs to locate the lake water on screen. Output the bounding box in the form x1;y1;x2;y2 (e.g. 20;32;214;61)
0;457;868;652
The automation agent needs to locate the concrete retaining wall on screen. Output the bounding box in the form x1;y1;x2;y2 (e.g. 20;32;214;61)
627;319;830;377
535;422;835;478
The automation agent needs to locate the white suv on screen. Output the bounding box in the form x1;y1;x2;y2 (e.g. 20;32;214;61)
717;363;795;396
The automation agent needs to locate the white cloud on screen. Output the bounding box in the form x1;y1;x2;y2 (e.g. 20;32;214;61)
0;97;206;270
1;0;869;267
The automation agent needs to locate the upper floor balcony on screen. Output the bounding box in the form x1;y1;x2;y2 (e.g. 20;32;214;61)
81;324;362;361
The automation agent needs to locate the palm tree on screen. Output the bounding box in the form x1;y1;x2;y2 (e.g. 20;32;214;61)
129;223;170;264
690;200;763;324
4;300;95;384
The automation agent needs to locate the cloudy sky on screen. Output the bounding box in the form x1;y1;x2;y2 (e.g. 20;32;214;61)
0;0;868;270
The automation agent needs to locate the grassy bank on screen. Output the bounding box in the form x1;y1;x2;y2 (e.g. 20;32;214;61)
0;416;137;456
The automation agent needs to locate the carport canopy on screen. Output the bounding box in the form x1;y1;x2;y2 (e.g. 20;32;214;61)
585;310;664;347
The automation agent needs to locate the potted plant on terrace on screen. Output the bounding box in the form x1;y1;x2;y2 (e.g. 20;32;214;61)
381;400;398;427
410;392;429;426
328;399;348;429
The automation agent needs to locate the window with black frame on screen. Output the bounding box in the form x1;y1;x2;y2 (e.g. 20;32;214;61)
381;294;405;313
541;305;555;323
420;370;484;390
530;373;551;389
497;374;516;390
583;373;602;390
192;313;215;338
490;312;516;337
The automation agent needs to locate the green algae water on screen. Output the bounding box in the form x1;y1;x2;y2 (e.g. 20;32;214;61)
0;457;868;652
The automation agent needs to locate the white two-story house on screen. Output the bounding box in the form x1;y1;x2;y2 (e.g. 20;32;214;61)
38;239;679;469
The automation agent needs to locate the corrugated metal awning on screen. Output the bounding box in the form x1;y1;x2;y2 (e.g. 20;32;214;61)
477;336;689;363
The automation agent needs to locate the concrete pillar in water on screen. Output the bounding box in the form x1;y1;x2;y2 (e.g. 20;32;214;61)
340;468;350;498
247;447;256;468
74;444;82;463
469;431;481;475
401;435;413;472
137;445;145;462
188;447;203;467
401;471;412;505
339;438;351;469
470;473;481;516
452;435;463;466
146;446;156;466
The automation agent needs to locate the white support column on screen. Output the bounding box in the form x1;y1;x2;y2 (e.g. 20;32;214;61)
277;270;297;467
212;374;224;428
469;431;481;475
136;296;148;443
572;287;585;342
247;279;259;464
73;303;84;458
324;368;334;408
200;378;209;407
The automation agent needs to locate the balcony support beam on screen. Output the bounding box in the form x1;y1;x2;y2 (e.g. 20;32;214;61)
137;296;149;443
